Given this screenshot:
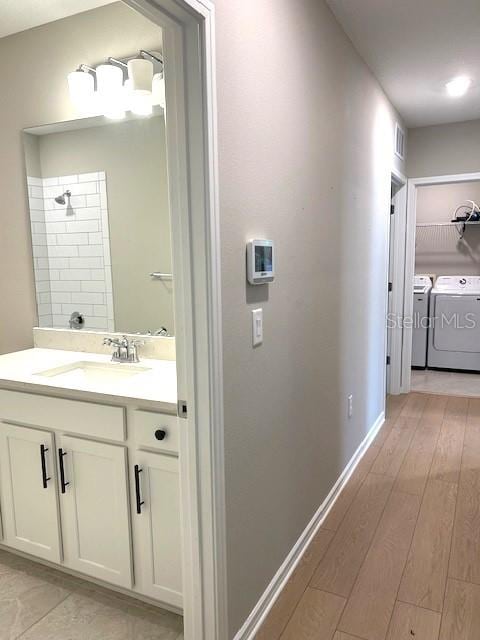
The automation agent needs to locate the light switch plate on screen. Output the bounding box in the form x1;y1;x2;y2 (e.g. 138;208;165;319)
252;308;263;346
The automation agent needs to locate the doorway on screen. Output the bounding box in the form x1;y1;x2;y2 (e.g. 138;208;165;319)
123;1;226;639
386;170;407;397
402;172;480;397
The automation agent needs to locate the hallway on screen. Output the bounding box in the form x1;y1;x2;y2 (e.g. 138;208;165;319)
256;392;480;640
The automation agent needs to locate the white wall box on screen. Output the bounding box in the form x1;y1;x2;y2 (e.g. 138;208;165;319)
0;389;182;611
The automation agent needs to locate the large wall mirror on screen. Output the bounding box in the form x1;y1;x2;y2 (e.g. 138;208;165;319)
23;109;174;336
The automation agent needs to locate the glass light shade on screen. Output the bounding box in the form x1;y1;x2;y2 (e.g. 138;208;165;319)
96;64;126;120
152;73;165;110
67;70;94;113
130;90;153;116
96;64;123;94
127;59;153;92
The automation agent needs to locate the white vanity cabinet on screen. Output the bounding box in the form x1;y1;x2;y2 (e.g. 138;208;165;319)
0;389;182;611
0;423;62;563
57;435;133;589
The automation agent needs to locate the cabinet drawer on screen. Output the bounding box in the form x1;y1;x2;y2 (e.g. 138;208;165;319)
131;410;179;454
0;390;125;442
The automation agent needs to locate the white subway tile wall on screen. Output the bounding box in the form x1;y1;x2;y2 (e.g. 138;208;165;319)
28;173;115;332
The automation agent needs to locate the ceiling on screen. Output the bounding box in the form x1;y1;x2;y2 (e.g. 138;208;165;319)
0;0;115;39
327;0;480;128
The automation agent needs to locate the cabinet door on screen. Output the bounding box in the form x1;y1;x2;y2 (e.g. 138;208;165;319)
133;451;182;608
58;435;133;588
0;422;61;562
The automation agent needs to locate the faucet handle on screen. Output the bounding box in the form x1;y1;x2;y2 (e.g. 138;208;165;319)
103;337;114;346
131;339;145;347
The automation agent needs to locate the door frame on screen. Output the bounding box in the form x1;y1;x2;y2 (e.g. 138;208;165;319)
387;167;407;395
401;171;480;393
123;1;226;639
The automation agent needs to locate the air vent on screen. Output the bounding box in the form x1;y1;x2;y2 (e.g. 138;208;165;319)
395;123;405;160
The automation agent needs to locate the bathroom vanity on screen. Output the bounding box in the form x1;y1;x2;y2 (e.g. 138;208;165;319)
0;343;183;612
0;62;185;616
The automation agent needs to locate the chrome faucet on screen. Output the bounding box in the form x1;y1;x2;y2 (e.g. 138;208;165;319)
103;336;145;363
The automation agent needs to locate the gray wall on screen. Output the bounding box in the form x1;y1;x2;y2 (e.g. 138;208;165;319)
213;0;405;635
36;117;174;334
408;119;480;178
0;2;162;354
416;182;480;276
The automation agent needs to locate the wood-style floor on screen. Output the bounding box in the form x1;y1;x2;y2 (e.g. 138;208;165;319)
255;392;480;640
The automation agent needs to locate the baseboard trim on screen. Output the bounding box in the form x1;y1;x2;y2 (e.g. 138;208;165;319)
233;410;385;640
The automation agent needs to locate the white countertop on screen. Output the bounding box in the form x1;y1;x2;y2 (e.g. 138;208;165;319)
0;348;177;408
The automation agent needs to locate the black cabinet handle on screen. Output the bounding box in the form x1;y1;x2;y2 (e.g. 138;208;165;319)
134;464;145;514
40;445;51;489
155;429;167;441
58;448;70;494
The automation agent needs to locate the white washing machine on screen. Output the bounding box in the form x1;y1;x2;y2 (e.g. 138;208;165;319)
428;275;480;371
412;275;432;368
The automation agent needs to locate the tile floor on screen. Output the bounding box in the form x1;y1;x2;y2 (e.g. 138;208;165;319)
255;392;480;640
411;368;480;397
0;549;183;640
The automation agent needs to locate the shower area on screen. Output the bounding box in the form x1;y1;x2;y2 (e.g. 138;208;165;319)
27;171;115;331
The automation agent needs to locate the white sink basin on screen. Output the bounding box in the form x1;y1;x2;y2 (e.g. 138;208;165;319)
35;361;152;385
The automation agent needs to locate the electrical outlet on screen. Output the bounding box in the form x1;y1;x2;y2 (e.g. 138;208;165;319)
348;394;353;419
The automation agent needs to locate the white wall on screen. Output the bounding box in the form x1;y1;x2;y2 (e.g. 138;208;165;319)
415;182;480;277
408;119;480;178
213;0;405;635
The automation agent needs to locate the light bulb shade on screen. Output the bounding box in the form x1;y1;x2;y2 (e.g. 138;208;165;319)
127;59;153;92
96;64;124;95
102;92;126;119
152;73;165;110
130;90;153;116
67;70;94;113
96;64;126;120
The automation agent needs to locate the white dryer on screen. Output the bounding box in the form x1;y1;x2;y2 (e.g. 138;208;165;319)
412;275;432;368
428;275;480;371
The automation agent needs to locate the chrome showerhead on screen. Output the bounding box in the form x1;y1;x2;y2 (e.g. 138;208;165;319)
55;190;71;205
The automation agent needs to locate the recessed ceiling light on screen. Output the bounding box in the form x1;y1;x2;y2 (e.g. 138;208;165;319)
446;75;472;97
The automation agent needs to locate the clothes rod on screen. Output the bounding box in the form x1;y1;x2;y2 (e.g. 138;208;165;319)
416;221;480;227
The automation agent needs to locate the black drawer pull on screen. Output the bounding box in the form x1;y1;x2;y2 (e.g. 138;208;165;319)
58;448;70;494
40;445;51;489
155;429;167;441
134;465;145;514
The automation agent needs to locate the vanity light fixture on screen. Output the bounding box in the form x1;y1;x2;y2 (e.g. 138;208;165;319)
446;75;472;97
67;50;164;120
